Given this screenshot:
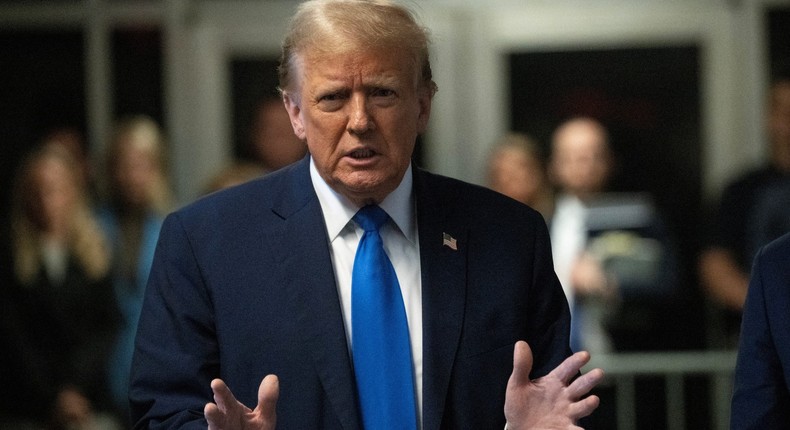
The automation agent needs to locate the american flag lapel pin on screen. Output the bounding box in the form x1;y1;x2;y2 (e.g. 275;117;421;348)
442;232;458;251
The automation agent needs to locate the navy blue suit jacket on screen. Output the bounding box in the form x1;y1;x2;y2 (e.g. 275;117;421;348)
130;157;571;429
731;232;790;429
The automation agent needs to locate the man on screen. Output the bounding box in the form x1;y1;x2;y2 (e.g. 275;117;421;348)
549;117;617;354
731;232;790;428
548;117;677;353
246;96;307;172
130;1;603;429
699;71;790;345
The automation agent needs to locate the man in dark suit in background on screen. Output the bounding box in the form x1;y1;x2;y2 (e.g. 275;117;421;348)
129;1;603;428
699;70;790;346
731;231;790;429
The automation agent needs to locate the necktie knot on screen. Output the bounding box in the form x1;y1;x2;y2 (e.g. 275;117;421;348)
353;205;388;232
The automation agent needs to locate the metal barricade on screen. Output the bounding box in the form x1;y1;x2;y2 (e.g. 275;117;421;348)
584;350;738;430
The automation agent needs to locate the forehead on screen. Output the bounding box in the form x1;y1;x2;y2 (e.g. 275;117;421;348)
557;124;605;150
295;47;418;88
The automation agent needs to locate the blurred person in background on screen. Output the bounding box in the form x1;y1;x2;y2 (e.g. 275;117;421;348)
746;176;790;263
549;116;681;428
549;116;678;354
203;160;267;195
96;115;172;422
39;125;95;198
245;95;308;172
208;96;305;197
486;132;554;221
0;142;121;430
699;69;790;347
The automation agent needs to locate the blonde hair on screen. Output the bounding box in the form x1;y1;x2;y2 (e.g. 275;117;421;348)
104;115;173;215
11;144;110;285
491;133;545;166
278;0;437;96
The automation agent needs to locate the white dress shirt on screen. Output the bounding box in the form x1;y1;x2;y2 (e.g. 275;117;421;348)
309;158;424;426
550;193;612;354
550;193;587;310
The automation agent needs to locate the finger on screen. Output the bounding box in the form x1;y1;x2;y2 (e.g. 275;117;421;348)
567;394;601;420
549;350;591;383
509;340;534;386
257;374;280;418
211;378;237;412
205;402;223;429
567;367;605;399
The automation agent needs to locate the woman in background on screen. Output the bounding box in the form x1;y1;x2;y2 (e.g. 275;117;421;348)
486;132;555;221
96;115;172;421
0;142;120;430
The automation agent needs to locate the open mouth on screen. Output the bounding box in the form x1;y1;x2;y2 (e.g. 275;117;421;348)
349;148;376;159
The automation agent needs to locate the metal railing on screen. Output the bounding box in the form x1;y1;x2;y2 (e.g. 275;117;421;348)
584;350;738;430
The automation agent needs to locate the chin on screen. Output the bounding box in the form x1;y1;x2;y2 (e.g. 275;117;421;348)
339;179;392;204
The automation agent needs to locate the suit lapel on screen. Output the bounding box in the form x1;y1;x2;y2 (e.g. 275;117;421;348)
271;159;362;430
414;169;468;430
270;162;468;429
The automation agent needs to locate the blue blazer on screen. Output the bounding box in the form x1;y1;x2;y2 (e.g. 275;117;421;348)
97;208;163;414
130;157;571;429
731;232;790;429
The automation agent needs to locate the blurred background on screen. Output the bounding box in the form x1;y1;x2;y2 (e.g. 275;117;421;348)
0;0;788;429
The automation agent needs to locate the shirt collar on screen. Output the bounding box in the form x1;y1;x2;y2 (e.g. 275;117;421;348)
309;156;416;244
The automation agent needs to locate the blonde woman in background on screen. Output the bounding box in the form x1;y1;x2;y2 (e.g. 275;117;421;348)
486;132;555;221
96;115;172;421
0;142;121;430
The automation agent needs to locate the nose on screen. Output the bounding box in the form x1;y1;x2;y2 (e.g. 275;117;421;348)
348;93;373;135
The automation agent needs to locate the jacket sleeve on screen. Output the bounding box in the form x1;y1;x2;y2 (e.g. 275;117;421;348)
129;212;218;429
730;244;790;429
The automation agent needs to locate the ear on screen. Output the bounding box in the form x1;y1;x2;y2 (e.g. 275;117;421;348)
416;87;433;134
282;92;306;140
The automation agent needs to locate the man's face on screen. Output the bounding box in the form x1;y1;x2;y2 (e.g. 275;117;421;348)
551;123;611;198
252;100;307;170
283;47;432;206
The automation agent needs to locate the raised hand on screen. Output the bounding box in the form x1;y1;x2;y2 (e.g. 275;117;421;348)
504;341;604;429
205;374;279;430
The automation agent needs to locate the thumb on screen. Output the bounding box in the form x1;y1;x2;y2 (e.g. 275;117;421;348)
257;374;279;418
510;340;534;386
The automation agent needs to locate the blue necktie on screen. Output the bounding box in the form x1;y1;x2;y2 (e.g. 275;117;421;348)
352;205;417;430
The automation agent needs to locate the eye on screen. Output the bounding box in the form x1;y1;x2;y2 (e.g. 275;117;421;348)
316;91;347;111
370;87;397;107
371;88;396;98
321;92;344;101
